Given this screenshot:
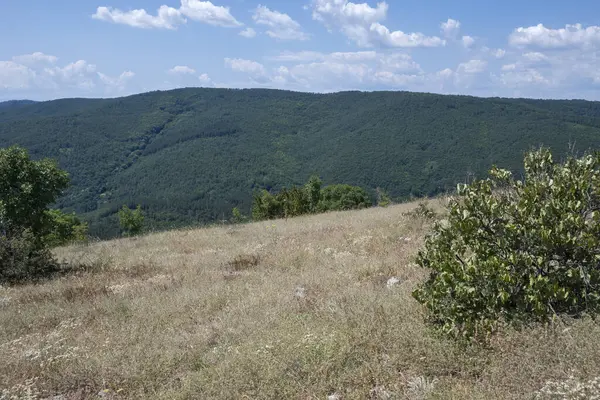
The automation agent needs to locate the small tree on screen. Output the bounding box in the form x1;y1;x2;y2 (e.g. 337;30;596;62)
119;205;144;236
377;188;392;207
231;207;247;224
44;209;88;247
304;175;322;213
318;184;372;212
0;146;69;282
413;149;600;341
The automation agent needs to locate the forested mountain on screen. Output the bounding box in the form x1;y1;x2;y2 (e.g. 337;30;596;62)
1;88;600;237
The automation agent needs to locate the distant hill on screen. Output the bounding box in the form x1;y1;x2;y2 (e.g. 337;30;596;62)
1;88;600;238
0;100;38;109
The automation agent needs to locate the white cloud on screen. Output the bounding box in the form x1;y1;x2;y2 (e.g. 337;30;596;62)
239;27;257;38
492;48;506;59
253;5;308;41
12;52;58;65
0;55;136;97
458;59;487;74
310;0;444;48
225;58;266;76
168;65;197;74
441;18;461;39
93;0;241;29
179;0;241;27
462;35;475;48
0;61;35;89
198;73;212;84
92;5;185;29
509;23;600;49
522;52;548;63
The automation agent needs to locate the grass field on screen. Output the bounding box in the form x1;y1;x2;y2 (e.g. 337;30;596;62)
2;200;600;399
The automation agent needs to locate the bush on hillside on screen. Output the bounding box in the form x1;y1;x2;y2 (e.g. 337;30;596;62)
251;176;372;221
44;209;89;247
119;205;145;237
0;146;70;282
413;148;600;341
318;184;372;212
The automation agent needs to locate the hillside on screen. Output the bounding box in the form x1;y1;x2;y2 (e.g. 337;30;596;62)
1;202;599;399
2;88;600;237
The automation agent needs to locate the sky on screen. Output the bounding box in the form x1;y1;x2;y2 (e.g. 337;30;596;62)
1;0;600;101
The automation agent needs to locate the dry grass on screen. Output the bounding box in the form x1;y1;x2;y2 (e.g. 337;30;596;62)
2;199;600;399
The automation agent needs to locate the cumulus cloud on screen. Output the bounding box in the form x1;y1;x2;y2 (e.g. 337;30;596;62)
225;58;266;76
0;53;135;97
12;52;58;65
168;65;197;74
92;5;184;29
509;23;600;49
462;35;475;48
253;5;308;41
441;18;461;39
239;27;257;38
93;0;241;29
458;59;488;74
310;0;444;48
179;0;241;27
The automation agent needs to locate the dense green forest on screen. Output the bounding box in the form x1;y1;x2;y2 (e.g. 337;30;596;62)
1;88;600;238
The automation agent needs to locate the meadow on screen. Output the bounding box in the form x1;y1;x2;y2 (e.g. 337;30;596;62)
2;200;600;399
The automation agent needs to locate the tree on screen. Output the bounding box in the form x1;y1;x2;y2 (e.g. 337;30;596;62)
318;184;372;212
304;175;322;213
0;146;70;282
118;205;144;236
44;209;88;247
413;149;600;341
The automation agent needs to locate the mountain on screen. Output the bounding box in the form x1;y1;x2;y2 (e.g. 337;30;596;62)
0;100;38;109
1;88;600;238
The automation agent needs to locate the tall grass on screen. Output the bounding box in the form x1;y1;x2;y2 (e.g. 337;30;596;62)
1;200;600;399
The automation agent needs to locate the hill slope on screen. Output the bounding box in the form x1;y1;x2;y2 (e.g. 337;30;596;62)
2;202;599;399
1;88;600;237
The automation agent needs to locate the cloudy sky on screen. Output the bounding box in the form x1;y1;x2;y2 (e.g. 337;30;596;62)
2;0;600;101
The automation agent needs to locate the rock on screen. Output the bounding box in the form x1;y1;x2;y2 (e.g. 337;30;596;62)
294;286;307;299
386;277;401;288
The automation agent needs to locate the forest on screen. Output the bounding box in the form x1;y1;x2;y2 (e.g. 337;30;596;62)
1;88;600;237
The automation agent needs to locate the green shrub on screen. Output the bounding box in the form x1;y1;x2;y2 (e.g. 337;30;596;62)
252;190;283;221
231;207;247;224
119;205;144;236
413;149;600;341
377;188;392;207
404;201;437;220
44;209;89;247
318;184;372;212
0;146;69;282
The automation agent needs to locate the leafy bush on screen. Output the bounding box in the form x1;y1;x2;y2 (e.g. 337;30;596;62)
318;184;372;212
377;188;392;207
403;201;437;220
413;149;600;340
118;205;144;236
0;230;59;283
0;146;69;282
251;176;371;221
44;209;89;247
231;207;247;224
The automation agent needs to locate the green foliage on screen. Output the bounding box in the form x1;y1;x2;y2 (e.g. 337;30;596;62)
377;188;392;207
2;88;600;237
305;175;322;213
0;229;59;283
318;184;372;212
231;207;247;224
43;209;88;247
413;149;600;341
252;177;371;221
0;146;69;282
118;205;144;237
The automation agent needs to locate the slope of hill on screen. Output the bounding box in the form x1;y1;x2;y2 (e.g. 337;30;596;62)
1;88;600;237
1;202;599;399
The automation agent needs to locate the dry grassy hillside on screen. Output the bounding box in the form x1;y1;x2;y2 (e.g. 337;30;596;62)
2;200;600;399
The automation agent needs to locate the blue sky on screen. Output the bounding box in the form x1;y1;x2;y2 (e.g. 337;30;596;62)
2;0;600;100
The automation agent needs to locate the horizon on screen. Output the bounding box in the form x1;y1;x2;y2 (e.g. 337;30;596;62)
2;86;600;104
2;1;600;102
